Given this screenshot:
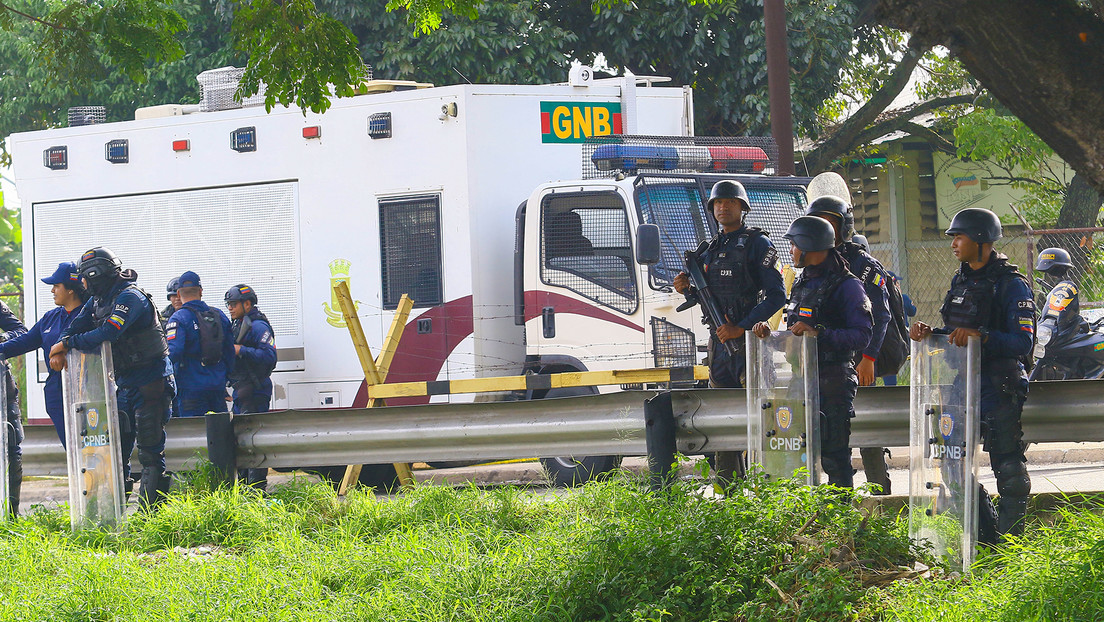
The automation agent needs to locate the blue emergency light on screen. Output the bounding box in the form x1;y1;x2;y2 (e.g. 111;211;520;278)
105;139;129;164
592;144;679;172
43;146;68;170
231;127;257;152
368;112;392;139
591;143;769;174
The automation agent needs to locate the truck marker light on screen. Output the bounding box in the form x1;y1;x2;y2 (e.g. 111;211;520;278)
172;140;190;152
231;126;257;152
302;126;321;139
43;146;68;170
368;112;392;139
105;139;129;164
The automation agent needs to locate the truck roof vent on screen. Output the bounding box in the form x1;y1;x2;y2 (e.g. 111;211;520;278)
582;135;779;180
197;66;268;112
68;106;105;127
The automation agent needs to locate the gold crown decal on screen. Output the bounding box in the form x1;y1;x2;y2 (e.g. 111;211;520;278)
329;258;351;277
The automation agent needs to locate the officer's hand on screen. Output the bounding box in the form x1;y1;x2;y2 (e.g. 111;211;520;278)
948;327;981;347
856;357;876;387
716;323;745;343
752;322;771;339
673;272;690;295
910;321;932;342
790;321;818;337
234;344;242;355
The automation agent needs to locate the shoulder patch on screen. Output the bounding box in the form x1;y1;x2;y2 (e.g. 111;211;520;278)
761;246;778;269
260;331;274;346
1017;300;1035;310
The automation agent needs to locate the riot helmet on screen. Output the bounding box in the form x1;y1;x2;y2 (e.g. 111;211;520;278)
784;216;836;252
225;284;258;305
707;180;751;212
851;234;870;253
166;277;181;301
1035;247;1074;276
78;247;122;298
806;195;855;242
945;208;1002;244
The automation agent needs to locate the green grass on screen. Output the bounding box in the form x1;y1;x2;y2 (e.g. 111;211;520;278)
0;471;915;622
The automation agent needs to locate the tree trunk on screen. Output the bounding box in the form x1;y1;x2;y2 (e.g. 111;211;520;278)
1039;174;1104;277
875;0;1104;195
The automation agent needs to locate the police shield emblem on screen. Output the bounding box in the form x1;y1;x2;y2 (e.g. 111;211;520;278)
909;334;981;573
747;331;819;485
63;345;126;530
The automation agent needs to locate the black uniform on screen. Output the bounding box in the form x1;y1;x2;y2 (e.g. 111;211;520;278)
0;301;26;515
784;250;872;487
700;226;787;387
938;251;1034;535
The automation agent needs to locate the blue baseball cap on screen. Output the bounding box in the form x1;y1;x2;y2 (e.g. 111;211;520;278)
42;261;81;286
178;271;202;288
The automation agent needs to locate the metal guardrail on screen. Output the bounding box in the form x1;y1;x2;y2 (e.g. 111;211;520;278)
21;381;1104;477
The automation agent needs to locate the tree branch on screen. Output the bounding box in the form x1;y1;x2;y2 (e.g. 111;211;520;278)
0;1;90;33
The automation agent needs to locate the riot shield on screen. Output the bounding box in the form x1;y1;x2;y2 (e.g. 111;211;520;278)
0;367;8;518
62;345;125;529
747;332;820;485
909;334;980;572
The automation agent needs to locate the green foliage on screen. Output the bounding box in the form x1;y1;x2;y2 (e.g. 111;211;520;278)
0;474;917;621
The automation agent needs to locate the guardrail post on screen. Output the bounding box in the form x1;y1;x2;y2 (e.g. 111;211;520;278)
645;391;677;490
205;411;236;486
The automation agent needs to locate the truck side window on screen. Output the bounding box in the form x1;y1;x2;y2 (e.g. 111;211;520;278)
635;181;711;286
540;192;637;315
380;195;443;309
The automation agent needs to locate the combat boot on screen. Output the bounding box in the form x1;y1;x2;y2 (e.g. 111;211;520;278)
137;466;168;511
997;496;1029;537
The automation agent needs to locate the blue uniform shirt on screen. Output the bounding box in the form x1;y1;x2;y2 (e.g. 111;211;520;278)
0;305;81;428
794;255;873;355
231;307;277;402
60;281;173;389
167;300;235;393
840;243;892;362
700;227;788;329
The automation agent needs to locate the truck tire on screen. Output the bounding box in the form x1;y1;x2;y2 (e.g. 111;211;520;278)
533;382;622;487
306;464;400;493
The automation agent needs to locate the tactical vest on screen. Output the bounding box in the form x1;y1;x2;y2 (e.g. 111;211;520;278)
939;259;1020;331
785;262;856;363
704;228;765;324
229;311;276;392
92;283;169;373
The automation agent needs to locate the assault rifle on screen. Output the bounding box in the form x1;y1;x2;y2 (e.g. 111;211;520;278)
676;241;741;357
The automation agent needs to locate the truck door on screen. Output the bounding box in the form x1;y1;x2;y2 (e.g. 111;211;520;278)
529;189;648;372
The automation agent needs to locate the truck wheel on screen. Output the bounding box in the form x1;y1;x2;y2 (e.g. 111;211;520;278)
306;464;400;493
540;455;622;487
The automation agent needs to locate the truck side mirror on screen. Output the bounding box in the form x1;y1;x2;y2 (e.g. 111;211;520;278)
636;224;662;266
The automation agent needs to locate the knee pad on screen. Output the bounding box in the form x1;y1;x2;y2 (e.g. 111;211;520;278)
992;454;1031;498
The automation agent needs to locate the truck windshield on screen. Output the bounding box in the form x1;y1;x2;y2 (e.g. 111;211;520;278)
635;181;712;285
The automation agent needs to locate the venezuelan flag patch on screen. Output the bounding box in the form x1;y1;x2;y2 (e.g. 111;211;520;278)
798;308;813;318
107;315;125;329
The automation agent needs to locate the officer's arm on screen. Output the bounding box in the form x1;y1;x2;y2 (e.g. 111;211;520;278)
239;321;277;371
819;280;873;352
0;301;27;339
59;300;93;340
860;269;891;362
737;237;787;328
165;312;186;364
67;290;143;351
221;314;236;375
0;315;45;359
985;277;1035;358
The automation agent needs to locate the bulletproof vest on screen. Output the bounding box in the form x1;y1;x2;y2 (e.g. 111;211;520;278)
92;283;169;373
785;257;855;363
940;258;1019;331
229;311;276;390
704;228;764;323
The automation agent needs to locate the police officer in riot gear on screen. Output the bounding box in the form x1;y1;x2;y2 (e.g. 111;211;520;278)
673;180;787;479
50;247;176;510
225;284;277;490
162;277;182;323
0;300;27;515
911;207;1034;537
807;195;895;494
755;216;872;487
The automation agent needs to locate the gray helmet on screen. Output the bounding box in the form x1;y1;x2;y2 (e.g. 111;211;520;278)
784;216;836;252
945;208;1002;244
707;180;751;212
166;277;181;300
78;247;122;297
1035;247;1073;274
806;195;855;241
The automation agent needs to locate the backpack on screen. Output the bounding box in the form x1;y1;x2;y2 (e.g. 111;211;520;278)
194;308;225;367
876;273;910;377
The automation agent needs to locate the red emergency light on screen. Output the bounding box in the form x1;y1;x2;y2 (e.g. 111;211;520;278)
172;140;190;152
302;126;321;139
43;146;68;170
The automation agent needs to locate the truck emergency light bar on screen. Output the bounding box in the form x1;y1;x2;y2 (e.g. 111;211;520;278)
582;135;779;179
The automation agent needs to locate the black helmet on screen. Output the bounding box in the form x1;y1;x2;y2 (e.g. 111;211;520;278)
851;234;870;253
707;180;751;212
784;216;836;252
1036;247;1073;274
806;195;855;241
166;277;181;300
78;247;122;297
945;208;1002;244
225;284;258;305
